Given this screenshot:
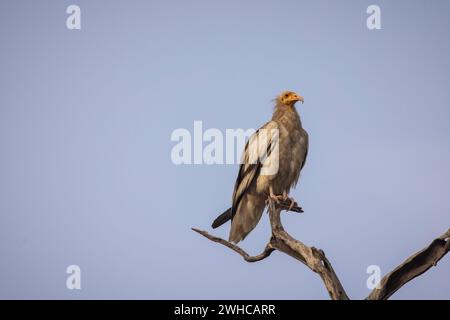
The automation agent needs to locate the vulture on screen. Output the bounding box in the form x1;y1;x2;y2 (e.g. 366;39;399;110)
212;91;309;243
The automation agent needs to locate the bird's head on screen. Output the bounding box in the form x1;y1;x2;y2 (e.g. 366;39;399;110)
277;91;304;107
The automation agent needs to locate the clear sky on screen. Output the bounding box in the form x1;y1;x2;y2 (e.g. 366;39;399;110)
0;0;449;299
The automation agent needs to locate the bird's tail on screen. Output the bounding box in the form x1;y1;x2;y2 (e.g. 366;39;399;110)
211;208;232;229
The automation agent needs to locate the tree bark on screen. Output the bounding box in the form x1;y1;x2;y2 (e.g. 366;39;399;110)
366;228;450;300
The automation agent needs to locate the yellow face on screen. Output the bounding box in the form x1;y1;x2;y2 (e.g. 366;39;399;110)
279;91;304;106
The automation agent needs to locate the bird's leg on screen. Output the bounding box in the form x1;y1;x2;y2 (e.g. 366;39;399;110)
282;191;298;211
265;186;283;212
266;186;283;204
265;188;298;212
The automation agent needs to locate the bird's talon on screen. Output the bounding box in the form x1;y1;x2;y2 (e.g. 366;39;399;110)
285;195;298;211
267;193;283;205
288;200;297;211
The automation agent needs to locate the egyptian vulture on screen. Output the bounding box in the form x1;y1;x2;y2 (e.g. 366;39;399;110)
212;91;309;243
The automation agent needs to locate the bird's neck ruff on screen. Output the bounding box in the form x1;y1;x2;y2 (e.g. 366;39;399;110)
272;103;302;127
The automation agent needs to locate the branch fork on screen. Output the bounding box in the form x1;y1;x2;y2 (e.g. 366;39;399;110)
193;201;450;299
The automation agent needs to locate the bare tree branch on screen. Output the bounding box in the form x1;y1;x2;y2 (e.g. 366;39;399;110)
366;228;450;300
193;202;348;300
265;205;349;300
275;199;304;213
193;201;450;300
192;228;275;262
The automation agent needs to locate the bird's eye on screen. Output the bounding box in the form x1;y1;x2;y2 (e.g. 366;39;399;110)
284;94;289;98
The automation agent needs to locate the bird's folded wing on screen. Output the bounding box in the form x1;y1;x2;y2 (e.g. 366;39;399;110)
300;129;309;170
231;121;278;219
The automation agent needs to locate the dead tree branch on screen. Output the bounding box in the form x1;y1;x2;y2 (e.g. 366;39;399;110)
193;201;450;299
265;204;349;300
366;228;450;300
192;228;275;262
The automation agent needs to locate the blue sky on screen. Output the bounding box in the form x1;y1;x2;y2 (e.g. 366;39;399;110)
0;0;449;299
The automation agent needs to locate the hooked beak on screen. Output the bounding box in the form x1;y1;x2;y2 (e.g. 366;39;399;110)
294;95;304;104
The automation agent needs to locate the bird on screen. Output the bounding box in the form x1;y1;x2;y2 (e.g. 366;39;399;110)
211;91;309;243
